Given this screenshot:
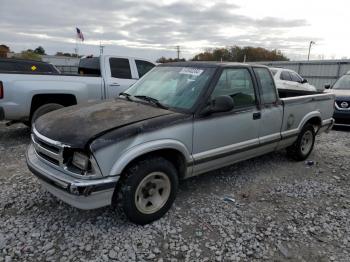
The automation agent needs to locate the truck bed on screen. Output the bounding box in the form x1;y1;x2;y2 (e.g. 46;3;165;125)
0;73;103;121
279;91;335;143
278;88;323;98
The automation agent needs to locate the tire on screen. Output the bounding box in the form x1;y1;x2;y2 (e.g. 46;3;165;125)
117;156;179;225
22;121;31;127
31;103;64;126
287;124;316;161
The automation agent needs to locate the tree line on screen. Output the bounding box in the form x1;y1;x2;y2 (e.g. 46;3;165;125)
2;45;80;61
3;44;289;62
157;46;289;63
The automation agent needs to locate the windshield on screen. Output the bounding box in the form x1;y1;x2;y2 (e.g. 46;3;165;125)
125;66;216;110
333;74;350;90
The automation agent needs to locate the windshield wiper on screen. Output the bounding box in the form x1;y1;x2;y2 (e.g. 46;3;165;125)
134;95;169;109
119;92;132;101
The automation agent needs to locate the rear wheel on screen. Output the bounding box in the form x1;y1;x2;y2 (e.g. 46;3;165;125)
116;156;178;225
31;103;64;126
287;124;315;161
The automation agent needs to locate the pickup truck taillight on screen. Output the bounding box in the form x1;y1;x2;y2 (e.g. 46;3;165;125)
0;81;3;99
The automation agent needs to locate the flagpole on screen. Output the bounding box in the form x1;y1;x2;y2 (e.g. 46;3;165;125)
75;36;79;56
75;27;84;57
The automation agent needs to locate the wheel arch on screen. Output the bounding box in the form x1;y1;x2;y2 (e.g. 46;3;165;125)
30;93;77;119
109;140;192;179
305;116;322;132
298;111;322;133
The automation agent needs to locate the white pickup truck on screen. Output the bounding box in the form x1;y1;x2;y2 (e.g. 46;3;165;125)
0;55;155;125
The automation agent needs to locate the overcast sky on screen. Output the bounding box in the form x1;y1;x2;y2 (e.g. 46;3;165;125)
0;0;349;61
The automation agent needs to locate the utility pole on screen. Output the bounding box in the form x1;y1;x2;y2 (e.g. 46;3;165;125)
99;41;105;55
307;41;315;61
175;45;180;60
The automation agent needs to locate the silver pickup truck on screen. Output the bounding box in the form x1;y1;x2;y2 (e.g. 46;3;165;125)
26;62;335;225
0;55;155;125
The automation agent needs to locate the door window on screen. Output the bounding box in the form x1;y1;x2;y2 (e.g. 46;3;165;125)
280;71;292;81
109;58;132;79
254;67;277;104
211;68;256;108
290;72;303;83
135;60;155;78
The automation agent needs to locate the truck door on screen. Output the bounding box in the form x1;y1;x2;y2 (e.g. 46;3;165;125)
192;67;261;175
105;57;137;98
253;67;283;151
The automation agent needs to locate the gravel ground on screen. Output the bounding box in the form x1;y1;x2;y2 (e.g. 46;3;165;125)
0;122;349;262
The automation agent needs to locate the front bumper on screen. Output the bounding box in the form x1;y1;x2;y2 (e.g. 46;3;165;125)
26;144;119;209
333;110;350;125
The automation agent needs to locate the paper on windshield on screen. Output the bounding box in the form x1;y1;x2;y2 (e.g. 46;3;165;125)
179;68;204;77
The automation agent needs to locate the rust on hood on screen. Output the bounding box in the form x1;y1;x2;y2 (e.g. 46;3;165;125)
34;98;175;148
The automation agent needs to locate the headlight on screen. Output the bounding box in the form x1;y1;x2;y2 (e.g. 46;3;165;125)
72;152;90;170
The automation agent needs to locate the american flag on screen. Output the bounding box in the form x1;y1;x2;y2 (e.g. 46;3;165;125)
76;27;84;41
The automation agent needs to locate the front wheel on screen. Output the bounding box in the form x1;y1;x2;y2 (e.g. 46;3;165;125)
117;156;178;225
287;124;316;161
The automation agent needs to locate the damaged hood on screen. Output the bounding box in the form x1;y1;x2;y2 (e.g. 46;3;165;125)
34;99;174;148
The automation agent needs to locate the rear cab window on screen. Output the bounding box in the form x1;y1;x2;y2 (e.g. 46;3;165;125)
135;60;155;78
79;57;101;76
253;67;278;104
0;60;59;74
109;58;132;79
21;62;56;73
0;61;17;72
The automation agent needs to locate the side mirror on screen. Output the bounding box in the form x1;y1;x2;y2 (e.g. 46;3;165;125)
203;95;234;115
324;83;331;89
301;79;308;84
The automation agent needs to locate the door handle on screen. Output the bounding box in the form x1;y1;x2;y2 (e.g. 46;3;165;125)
253;112;261;120
110;83;120;86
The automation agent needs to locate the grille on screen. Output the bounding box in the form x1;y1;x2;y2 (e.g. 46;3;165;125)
32;130;64;167
31;128;99;178
335;100;350;110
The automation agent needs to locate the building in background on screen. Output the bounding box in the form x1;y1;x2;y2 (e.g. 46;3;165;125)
41;55;80;74
0;45;10;58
